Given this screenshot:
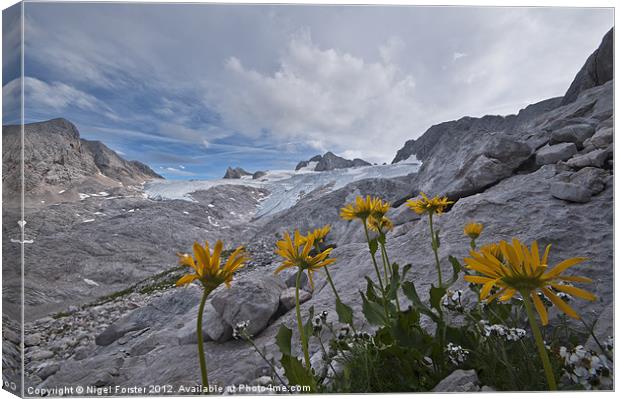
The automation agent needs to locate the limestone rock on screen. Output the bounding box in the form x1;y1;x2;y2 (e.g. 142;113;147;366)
562;28;613;105
177;303;232;344
569;167;608;195
566;148;611;169
550;124;595;148
584;127;613;149
211;276;285;336
550;182;592;203
536;143;578;165
279;288;312;311
432;369;480;392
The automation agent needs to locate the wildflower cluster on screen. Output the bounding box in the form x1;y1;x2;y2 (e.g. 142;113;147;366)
173;192;609;393
480;320;527;342
559;345;613;389
445;343;470;366
232;320;250;340
441;289;464;312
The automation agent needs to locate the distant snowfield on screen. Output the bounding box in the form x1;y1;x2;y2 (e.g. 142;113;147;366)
144;161;421;218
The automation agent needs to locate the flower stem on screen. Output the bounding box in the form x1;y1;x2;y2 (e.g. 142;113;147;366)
428;213;443;287
522;294;557;390
470;238;476;250
363;222;390;320
196;289;211;393
296;268;311;370
379;240;401;313
242;332;292;393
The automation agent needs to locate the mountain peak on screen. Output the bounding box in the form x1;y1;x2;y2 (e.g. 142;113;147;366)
295;152;371;172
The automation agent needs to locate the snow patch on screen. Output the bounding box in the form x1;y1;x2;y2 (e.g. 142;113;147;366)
84;278;100;287
82;219;95;223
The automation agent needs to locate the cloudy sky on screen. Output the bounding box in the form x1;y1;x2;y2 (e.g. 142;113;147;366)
2;3;613;179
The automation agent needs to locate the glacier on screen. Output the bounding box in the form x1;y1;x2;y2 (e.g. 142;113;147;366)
144;161;421;218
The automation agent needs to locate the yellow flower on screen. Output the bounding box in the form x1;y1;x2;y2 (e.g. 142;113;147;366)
368;216;394;233
406;192;453;215
464;222;484;239
274;230;336;288
300;225;331;244
479;242;502;259
340;195;390;222
176;240;248;289
463;238;596;325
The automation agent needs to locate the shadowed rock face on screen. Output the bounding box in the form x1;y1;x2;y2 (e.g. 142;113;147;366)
295;151;371;171
562;28;613;105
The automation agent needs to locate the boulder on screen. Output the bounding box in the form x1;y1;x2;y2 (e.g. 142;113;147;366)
177;303;232;344
569;167;608;195
550;182;592;203
432;369;480;392
280;268;311;291
566;148;611;169
24;333;42;347
536;143;578;165
36;363;60;380
279;288;312;311
211;276;285;336
584;127;613;149
550;124;595;148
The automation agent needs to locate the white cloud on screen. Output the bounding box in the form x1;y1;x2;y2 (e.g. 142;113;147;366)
3;77;113;114
208;36;421;162
453;52;467;62
164;167;196;176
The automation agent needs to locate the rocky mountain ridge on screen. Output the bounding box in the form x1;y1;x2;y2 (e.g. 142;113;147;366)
2;118;162;205
295;151;371;171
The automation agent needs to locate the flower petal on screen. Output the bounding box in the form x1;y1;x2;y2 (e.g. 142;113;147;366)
531;292;549;326
551;284;597;301
541;287;579;320
176;274;199;287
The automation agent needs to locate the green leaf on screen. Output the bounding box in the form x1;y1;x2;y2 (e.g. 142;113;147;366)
377;234;386;245
364;276;381;303
303;306;315;339
402;281;439;322
275;324;293;356
361;292;387;325
401;263;412;280
368;238;379;255
445;256;462;287
429;285;447;312
280;353;317;392
276;324;317;392
386;263;401;300
336;298;354;325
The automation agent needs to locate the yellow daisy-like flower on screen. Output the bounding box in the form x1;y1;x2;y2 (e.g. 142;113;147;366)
300;225;331;244
368;216;394;233
463;238;596;325
176;240;248;290
274;230;336;288
464;222;484;239
406;192;453;215
340;195;390;222
479;242;502;259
